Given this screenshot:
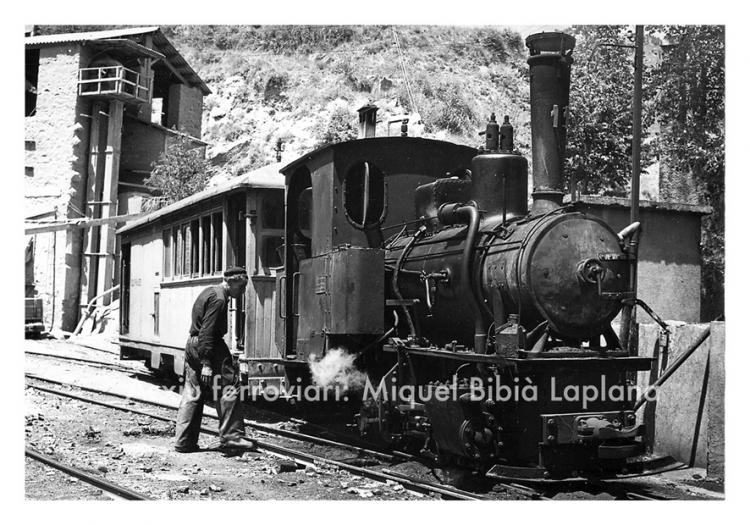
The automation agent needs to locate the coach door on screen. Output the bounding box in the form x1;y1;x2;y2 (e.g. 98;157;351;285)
245;188;285;362
120;243;130;334
226;193;247;353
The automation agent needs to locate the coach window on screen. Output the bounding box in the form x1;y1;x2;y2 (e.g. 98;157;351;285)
259;190;285;273
161;210;225;282
182;223;191;276
201;215;211;275
298;187;312;239
262;191;284;229
162;229;172;279
344;161;385;228
175;225;183;276
212;212;223;273
189;219;199;277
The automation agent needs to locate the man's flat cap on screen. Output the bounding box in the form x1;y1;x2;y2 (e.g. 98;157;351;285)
224;266;248;278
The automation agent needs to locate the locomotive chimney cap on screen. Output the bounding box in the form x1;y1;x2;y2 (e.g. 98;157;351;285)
525;31;576;56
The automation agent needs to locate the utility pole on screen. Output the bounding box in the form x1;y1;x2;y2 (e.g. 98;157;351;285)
620;25;644;354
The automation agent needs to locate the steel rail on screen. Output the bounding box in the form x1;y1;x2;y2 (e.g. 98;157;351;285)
25;447;151;500
25;373;398;463
25;350;140;374
25;377;482;501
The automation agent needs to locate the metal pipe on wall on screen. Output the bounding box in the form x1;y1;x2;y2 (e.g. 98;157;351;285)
620;25;645;354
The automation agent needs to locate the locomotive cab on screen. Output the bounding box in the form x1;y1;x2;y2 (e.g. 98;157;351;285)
275;138;476;366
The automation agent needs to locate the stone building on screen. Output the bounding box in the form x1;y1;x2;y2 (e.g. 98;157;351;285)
24;27;210;332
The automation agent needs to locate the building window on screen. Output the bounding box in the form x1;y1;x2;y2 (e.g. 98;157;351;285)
25;49;39;117
25;167;34;177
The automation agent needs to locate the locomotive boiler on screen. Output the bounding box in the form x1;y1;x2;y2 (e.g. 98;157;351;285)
272;31;653;480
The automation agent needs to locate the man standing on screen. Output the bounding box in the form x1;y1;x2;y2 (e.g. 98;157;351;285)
175;267;257;453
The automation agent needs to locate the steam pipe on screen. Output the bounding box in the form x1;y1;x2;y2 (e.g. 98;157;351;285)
437;202;487;353
391;226;426;338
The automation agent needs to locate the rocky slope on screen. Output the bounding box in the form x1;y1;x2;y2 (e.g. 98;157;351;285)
162;25;532;181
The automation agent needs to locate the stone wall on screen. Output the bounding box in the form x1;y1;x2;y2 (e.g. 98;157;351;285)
25;44;93;332
637;321;725;479
166;84;203;138
120;117;168;174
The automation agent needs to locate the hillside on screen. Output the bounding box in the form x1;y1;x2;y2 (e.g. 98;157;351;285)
161;25;531;182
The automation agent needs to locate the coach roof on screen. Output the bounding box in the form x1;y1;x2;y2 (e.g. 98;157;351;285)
117;162;285;235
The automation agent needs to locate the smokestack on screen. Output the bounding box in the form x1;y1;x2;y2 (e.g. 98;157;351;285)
525;32;576;214
357;104;378;139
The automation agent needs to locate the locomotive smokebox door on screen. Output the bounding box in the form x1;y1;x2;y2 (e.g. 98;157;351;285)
329;246;384;335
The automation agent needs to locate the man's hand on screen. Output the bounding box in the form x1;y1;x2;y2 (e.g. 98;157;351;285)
200;364;213;387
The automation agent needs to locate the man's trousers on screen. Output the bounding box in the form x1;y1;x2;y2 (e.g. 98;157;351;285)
174;337;246;449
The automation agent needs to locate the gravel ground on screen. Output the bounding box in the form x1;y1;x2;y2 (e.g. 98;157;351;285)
24;340;442;501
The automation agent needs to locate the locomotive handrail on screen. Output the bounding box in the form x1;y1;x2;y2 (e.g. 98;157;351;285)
278;275;287;319
292;272;301;317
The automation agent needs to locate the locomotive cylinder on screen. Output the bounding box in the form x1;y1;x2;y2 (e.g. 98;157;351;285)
526;32;576;215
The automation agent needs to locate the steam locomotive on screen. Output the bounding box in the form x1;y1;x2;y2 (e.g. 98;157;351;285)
118;31;652;481
269;31;652;480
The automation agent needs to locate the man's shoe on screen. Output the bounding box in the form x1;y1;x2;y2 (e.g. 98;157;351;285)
219;437;257;452
174;444;201;453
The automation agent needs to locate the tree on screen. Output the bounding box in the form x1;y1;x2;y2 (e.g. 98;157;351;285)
566;25;653;196
650;25;725;319
143;134;211;210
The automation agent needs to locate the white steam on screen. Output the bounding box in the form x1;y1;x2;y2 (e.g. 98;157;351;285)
308;347;367;392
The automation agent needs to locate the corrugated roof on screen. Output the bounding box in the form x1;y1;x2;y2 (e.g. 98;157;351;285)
117;163;286;234
25;26;161;45
25;26;210;95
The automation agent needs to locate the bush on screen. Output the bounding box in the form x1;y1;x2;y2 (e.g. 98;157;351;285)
313;103;357;147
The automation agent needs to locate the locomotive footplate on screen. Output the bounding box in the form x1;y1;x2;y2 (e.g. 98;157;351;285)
381;343;653;371
486;454;684;483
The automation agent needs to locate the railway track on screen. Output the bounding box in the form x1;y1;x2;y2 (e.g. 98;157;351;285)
25;374;488;501
25;353;675;501
25;350;153;378
25;447;150;500
26;351;417;462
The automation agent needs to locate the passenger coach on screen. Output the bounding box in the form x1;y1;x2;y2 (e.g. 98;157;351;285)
117;164;285;380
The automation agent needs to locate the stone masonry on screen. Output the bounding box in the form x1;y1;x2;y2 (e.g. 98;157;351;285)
25;44;94;331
